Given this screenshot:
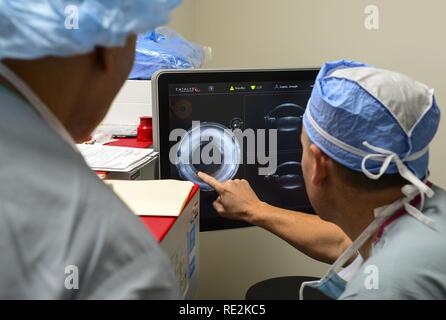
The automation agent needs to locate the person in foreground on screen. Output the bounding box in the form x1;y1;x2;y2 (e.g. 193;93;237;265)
199;60;446;300
0;0;181;299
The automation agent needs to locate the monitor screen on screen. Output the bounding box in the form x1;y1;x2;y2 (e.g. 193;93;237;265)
153;69;319;231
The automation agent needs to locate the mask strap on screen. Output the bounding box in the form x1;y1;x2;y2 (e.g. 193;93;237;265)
299;279;320;300
361;141;436;229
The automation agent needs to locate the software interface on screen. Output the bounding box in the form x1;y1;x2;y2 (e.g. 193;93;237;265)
168;80;315;231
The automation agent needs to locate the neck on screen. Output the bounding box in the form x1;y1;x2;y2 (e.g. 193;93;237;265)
0;58;90;141
334;186;404;259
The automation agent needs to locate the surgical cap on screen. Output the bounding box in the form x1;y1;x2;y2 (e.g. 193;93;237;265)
0;0;181;60
303;60;441;180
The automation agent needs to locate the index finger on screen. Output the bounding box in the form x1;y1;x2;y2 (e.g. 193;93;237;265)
197;172;224;193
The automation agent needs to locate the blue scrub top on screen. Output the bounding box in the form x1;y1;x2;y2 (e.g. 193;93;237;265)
340;185;446;299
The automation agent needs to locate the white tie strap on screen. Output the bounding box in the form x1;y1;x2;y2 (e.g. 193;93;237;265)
361;141;436;229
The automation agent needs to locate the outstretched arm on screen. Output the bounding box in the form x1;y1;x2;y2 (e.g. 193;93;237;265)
198;172;351;265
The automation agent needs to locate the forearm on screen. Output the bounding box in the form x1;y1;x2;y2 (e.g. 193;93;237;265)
247;202;351;264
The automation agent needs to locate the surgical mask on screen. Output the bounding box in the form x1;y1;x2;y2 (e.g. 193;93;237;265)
301;271;348;300
0;62;77;151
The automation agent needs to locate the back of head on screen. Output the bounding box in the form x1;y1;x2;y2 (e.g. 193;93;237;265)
303;60;441;192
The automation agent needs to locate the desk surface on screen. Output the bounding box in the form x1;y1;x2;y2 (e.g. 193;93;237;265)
106;138;152;149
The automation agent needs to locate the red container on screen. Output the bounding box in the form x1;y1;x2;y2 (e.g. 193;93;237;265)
137;116;153;143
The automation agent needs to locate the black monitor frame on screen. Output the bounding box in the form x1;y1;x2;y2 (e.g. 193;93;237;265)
152;68;319;231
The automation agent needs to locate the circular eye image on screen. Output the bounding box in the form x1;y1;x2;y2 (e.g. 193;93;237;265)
175;122;241;191
230;117;244;130
171;99;193;119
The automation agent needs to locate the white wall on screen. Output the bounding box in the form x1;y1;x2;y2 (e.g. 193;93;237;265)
193;0;446;187
169;0;196;41
168;0;446;299
197;226;330;299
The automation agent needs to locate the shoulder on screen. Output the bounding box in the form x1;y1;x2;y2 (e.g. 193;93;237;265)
341;185;446;300
339;252;416;299
428;185;446;209
340;227;446;299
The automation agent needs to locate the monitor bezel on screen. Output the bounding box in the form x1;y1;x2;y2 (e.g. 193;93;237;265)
152;68;320;231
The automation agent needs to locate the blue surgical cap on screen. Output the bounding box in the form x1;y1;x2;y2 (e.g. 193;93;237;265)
303;60;441;182
0;0;181;60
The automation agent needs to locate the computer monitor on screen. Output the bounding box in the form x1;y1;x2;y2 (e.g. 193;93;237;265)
152;69;319;231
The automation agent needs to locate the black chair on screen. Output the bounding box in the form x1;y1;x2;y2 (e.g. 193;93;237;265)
245;276;332;300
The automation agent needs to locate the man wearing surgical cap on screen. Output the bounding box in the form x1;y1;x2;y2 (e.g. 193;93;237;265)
199;60;446;299
0;0;181;299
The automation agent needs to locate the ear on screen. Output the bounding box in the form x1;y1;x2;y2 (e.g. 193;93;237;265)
93;47;112;72
92;35;137;75
309;144;330;186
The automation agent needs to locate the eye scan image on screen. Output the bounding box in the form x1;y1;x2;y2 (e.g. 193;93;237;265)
167;81;315;230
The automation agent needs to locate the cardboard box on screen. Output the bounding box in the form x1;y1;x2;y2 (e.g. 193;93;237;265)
140;186;200;299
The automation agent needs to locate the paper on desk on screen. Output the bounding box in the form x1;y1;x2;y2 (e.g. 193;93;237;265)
77;144;157;172
105;180;195;217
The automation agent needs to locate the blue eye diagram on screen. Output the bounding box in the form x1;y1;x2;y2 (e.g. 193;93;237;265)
264;103;305;132
175;122;241;191
264;161;305;190
263;103;306;194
